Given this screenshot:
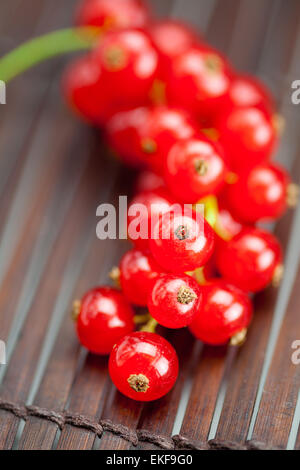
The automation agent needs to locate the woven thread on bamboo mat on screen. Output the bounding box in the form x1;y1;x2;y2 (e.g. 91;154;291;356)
0;398;274;450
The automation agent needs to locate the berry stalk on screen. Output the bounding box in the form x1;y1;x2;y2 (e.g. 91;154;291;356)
0;27;99;83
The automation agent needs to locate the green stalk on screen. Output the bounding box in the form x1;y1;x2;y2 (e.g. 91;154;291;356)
0;27;99;83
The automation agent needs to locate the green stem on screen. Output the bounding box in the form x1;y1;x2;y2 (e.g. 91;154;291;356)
0;27;99;83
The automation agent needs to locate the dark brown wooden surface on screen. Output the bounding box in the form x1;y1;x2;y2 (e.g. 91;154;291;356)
0;0;299;450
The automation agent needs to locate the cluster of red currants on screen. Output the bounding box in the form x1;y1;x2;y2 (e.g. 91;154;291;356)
67;0;298;402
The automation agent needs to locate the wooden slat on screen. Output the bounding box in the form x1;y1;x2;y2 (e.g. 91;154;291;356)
55;353;109;450
17;166;133;450
0;81;85;343
174;345;228;449
0;131;110;449
224;0;275;71
0;0;79;259
295;403;300;450
97;386;143;450
210;287;282;449
249;265;300;449
205;0;240;54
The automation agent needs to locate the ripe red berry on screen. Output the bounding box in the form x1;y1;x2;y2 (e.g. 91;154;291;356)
149;207;215;273
93;28;159;107
75;287;134;355
226;163;294;223
189;280;253;345
165;44;233;122
149;20;199;77
76;0;150;32
148;274;202;328
109;331;179;401
164;135;227;203
222;74;275;114
107;106;199;173
216;228;283;292
63;56;114;124
120;249;163;306
127;187;176;251
216;106;278;171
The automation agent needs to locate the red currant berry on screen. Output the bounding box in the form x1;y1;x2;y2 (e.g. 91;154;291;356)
148;274;202;328
76;0;150;32
107;105;199;173
135;169;165;194
226;163;294;223
189;280;253;345
216;228;283;292
149;207;215;273
222;74;275;114
93;29;159;107
216;106;278;171
63;56;114;124
165;44;233;121
127;187;176;251
150;20;198;60
149;20;199;77
164;135;227;203
120;248;163;306
75;287;134;355
109;331;179;401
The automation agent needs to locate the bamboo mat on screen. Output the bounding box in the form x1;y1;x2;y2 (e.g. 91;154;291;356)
0;0;299;450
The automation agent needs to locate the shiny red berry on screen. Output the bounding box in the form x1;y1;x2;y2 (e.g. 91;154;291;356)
107;105;199;173
75;286;134;355
127;187;176;251
93;28;159;107
226;163;293;223
109;331;179;401
222;74;275;114
216;106;278;171
120;248;163;306
189;280;253;345
148;274;202;328
63;56;114;124
164;135;227;203
165;44;233;121
149;207;215;273
216;228;283;293
76;0;150;32
149;20;199;77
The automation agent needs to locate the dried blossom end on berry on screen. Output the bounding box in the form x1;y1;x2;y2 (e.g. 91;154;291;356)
177;285;197;304
127;373;149;392
230;328;248;347
272;113;285;136
104;45;127;70
141;138;157;154
287;183;300;208
175;224;189;240
204;53;222;73
71;300;81;322
194;159;208;176
272;264;284;288
109;266;121;286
